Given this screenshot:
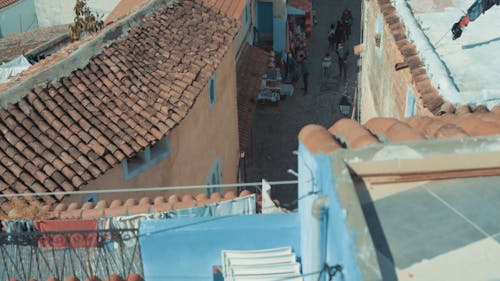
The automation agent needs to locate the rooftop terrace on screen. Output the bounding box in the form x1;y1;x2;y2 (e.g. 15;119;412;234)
357;176;500;280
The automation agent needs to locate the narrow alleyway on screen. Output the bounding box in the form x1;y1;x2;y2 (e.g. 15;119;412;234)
244;0;362;208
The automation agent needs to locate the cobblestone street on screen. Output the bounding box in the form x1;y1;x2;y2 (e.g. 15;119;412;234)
244;0;363;208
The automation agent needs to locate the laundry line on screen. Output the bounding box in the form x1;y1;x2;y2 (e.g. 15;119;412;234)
0;179;302;198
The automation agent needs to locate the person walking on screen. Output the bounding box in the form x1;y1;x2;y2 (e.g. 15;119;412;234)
301;55;310;95
322;53;333;81
287;52;299;83
336;43;349;82
341;9;353;41
327;23;336;52
333;20;345;49
281;52;289;81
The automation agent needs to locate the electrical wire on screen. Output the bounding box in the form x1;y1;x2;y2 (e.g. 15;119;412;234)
133;263;342;281
0;180;305;199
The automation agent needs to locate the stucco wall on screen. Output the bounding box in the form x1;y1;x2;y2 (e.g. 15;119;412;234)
298;142;382;281
67;43;240;203
34;0;120;28
0;0;38;38
359;0;422;122
234;0;252;58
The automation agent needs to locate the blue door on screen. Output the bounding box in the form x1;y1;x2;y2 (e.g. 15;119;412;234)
257;1;274;41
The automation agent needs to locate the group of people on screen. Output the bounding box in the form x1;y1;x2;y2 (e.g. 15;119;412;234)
279;8;354;95
323;9;353;82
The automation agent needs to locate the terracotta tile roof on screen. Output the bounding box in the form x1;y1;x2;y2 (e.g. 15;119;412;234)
0;1;239;215
201;0;248;20
0;0;16;9
8;273;143;281
6;190;254;220
299;108;500;154
289;0;311;12
237;44;268;151
375;0;496;115
0;25;68;63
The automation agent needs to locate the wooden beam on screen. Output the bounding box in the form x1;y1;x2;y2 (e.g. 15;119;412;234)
362;167;500;185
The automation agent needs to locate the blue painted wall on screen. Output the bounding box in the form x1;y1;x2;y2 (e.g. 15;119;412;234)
257;1;273;34
273;16;287;53
298;143;363;281
0;0;38;38
140;213;300;281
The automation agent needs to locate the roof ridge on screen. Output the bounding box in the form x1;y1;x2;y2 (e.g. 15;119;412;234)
3;190;256;222
299;114;500;154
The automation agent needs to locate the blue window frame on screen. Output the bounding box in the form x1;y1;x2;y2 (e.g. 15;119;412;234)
83;193;98;204
244;1;249;25
209;74;216;107
405;88;416;117
206;157;222;195
375;13;384;63
123;135;171;181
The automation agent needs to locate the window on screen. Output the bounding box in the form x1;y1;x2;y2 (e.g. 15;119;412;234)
375;13;384;63
405;88;416;117
150;136;171;162
209;74;216;107
244;1;250;25
123;135;171;180
206;157;222;195
83;193;98;204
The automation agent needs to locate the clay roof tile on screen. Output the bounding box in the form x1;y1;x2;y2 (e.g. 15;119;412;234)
54;203;68;212
224;190;237;200
385;122;425;142
239;190;252;197
0;0;239;213
490;105;500;113
364;117;400;136
181;194;195;202
153;196;166;205
328;118;379;149
210;192;223;202
168;194;180;204
127;273;144;281
105;274;124;281
298;124;341;154
455;105;471;115
433;124;469;140
109;200;123;208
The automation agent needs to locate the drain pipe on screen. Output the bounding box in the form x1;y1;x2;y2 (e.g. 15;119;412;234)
309;196;329;281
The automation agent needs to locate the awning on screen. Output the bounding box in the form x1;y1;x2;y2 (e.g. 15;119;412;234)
287;5;305;16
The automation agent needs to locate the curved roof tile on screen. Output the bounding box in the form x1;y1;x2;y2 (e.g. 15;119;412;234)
6;190;254;221
299;124;342;154
301;113;500;154
328;118;380;149
0;0;17;10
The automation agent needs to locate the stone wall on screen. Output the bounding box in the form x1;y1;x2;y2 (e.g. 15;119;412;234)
359;0;447;123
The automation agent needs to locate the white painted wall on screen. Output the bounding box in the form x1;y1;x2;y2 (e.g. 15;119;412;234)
35;0;120;28
0;0;38;38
